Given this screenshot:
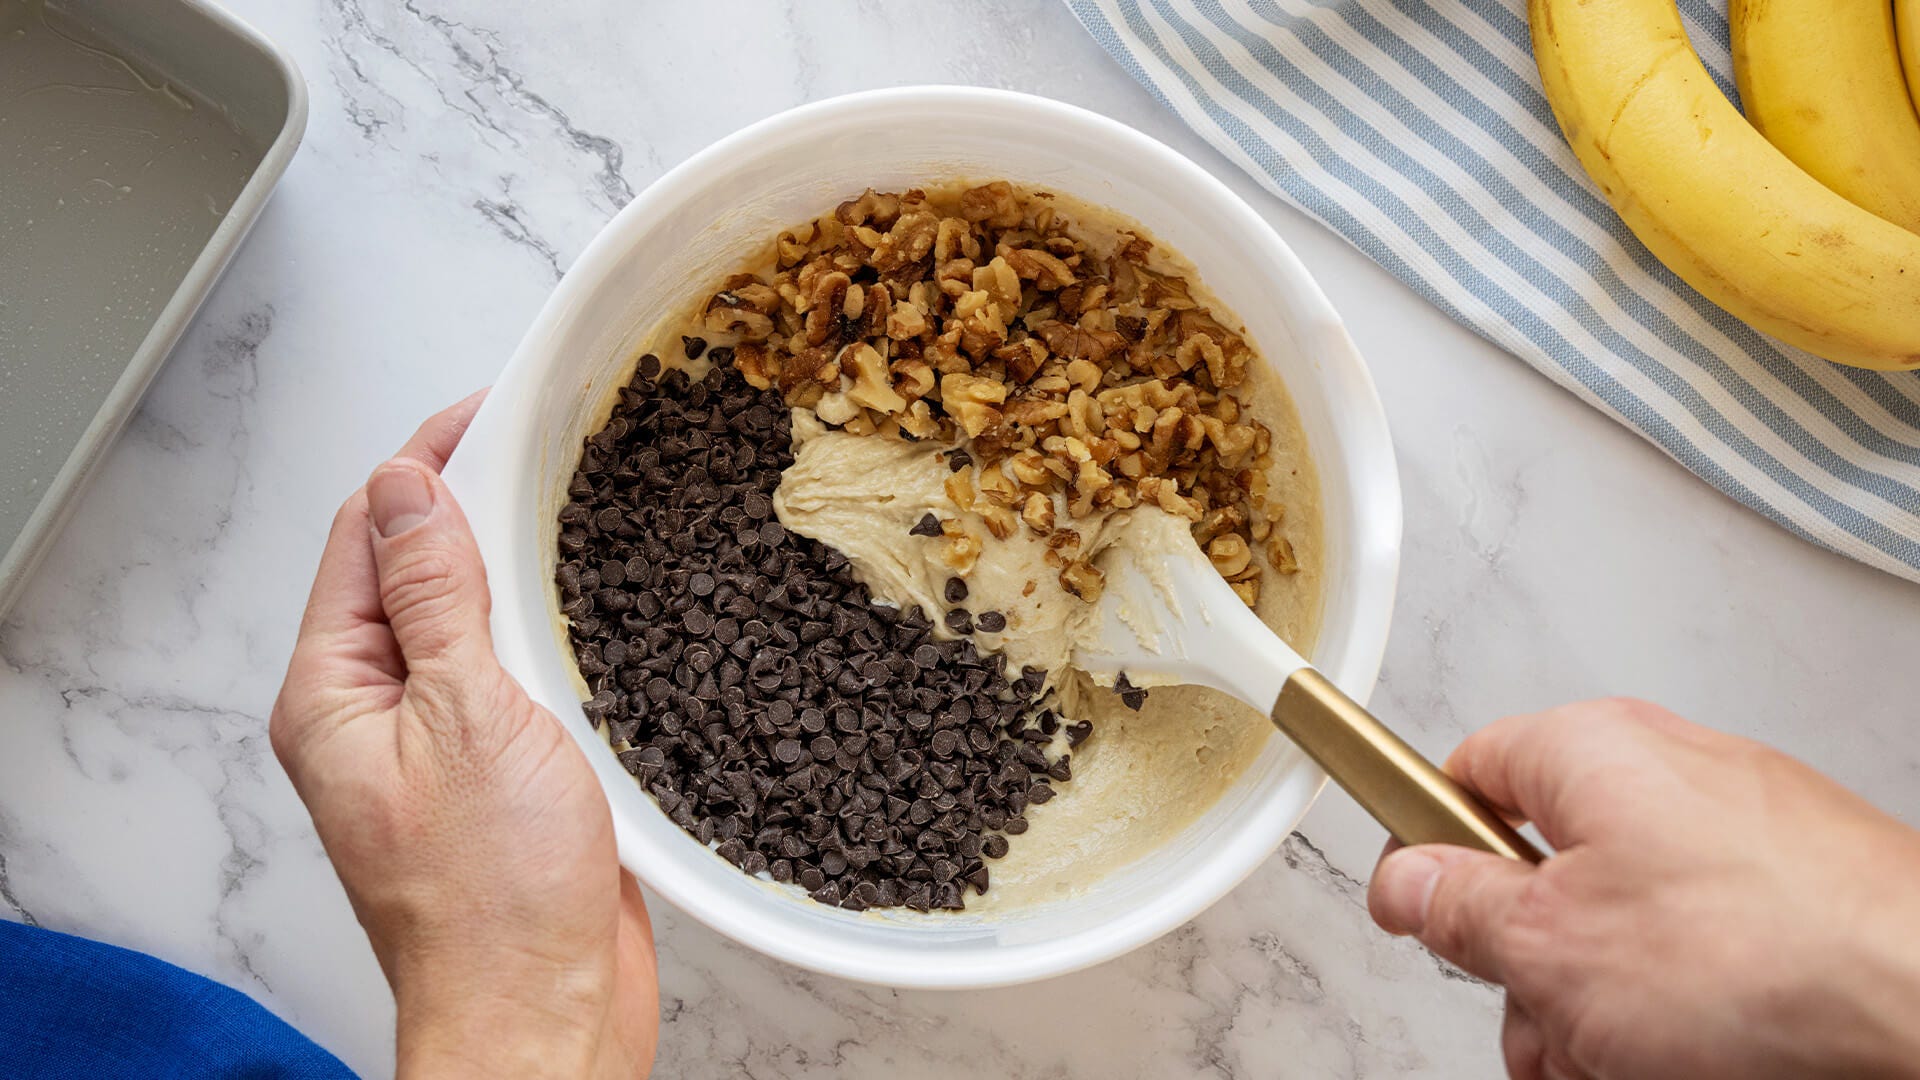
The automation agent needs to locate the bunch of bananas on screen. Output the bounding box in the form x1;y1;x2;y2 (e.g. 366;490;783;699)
1529;0;1920;369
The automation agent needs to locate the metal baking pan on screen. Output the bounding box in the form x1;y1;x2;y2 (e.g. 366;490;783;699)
0;0;306;617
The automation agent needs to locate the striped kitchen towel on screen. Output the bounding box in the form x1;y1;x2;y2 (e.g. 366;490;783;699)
1066;0;1920;583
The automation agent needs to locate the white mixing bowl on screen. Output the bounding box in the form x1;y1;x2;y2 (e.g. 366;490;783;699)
442;86;1401;988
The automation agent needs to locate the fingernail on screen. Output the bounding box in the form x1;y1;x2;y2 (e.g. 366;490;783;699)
1374;849;1443;935
368;463;435;537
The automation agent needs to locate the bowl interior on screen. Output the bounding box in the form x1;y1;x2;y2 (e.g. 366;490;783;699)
443;88;1400;988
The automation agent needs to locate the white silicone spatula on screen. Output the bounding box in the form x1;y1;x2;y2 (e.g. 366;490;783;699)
1075;531;1543;862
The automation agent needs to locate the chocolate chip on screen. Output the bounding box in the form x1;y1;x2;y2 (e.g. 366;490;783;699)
982;834;1009;859
975;610;1006;633
556;353;1072;912
909;513;942;538
682;335;707;360
944;608;973;635
944;577;968;604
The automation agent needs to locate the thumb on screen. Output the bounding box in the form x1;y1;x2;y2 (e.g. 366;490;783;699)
1370;844;1534;984
366;458;497;683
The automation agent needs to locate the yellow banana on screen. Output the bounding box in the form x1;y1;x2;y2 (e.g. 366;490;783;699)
1731;0;1920;234
1901;0;1920;114
1530;0;1920;369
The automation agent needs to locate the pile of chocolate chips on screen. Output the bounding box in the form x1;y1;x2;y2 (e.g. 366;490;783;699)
555;349;1081;911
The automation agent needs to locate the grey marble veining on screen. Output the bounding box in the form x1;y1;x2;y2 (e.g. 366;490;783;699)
3;2;1918;1077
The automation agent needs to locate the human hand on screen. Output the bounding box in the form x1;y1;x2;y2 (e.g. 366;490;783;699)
1369;698;1920;1080
271;393;658;1078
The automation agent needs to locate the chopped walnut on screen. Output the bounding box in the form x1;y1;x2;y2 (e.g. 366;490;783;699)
898;399;942;440
944;469;976;512
1207;534;1251;578
814;391;860;426
1194;505;1245;547
996;338;1049;383
841;342;906;414
1059;559;1105;602
940;520;983;575
940;372;1007;438
974;256;1023;313
979;504;1017;541
1230;578;1260;607
887;300;928;340
1008;449;1052;487
837;188;902;227
695;181;1298;606
893;358;936;401
959;181;1023;228
1022;491;1055;533
1268;535;1300;575
734;340;775;390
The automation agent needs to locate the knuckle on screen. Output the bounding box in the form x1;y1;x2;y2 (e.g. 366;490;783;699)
1591;695;1665;728
380;543;469;620
403;673;522;760
1427;863;1562;979
1742;742;1812;792
267;699;298;764
1447;715;1518;773
267;685;335;778
1503;874;1561;945
1423;867;1487;953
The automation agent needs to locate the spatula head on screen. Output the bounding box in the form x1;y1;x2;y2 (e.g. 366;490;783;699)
1072;512;1305;712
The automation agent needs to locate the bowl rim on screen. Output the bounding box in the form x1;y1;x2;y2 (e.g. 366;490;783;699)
451;85;1402;988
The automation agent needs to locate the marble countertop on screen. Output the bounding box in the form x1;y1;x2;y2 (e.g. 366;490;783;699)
4;1;1918;1076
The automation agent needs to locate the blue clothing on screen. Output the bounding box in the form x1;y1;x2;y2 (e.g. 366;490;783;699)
0;919;355;1079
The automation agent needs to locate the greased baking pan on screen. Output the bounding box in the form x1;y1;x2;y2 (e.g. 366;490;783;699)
0;0;306;617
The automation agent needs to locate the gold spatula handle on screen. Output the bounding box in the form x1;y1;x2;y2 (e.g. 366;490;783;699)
1273;669;1544;863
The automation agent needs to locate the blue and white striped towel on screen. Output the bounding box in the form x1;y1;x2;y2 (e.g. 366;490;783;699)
1067;0;1920;583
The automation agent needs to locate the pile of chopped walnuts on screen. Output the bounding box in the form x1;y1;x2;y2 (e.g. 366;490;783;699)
702;182;1298;607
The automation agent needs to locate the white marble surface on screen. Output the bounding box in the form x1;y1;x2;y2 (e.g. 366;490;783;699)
3;1;1918;1076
